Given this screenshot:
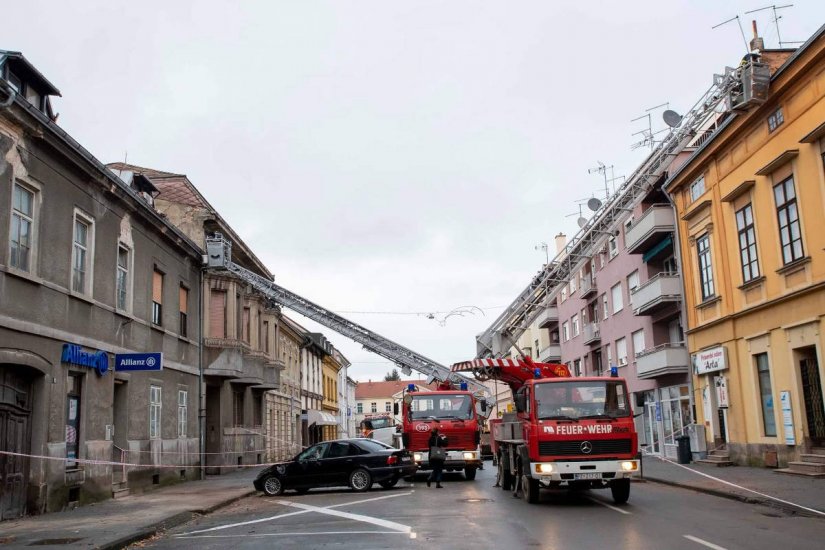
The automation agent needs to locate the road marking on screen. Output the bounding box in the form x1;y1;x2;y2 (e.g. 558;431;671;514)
277;500;413;535
586;496;632;515
683;534;728;550
177;530;407;539
176;491;413;537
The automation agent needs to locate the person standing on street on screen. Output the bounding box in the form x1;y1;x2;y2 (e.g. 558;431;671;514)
427;428;448;488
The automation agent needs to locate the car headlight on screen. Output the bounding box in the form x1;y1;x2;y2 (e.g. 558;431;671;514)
536;464;554;474
463;452;474;460
414;453;423;462
621;461;638;471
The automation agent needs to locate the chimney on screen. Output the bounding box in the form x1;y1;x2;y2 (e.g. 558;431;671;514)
750;20;765;52
554;233;567;254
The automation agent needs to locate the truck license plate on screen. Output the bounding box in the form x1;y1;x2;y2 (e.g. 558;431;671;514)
574;472;601;480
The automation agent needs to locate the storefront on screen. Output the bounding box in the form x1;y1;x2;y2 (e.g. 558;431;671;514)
640;383;691;459
694;346;729;447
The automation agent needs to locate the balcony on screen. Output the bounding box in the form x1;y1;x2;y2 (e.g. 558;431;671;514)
579;276;597;299
539;344;561;362
535;305;559;328
625;204;676;255
630;273;681;315
582;323;601;345
635;343;690;379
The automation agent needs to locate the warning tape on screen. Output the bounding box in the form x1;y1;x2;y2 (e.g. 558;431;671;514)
0;449;276;469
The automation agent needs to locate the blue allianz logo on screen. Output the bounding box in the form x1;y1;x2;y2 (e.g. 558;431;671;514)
61;344;109;376
115;352;163;372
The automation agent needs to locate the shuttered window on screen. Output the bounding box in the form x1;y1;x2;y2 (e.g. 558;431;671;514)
209;290;227;338
179;286;189;337
152;270;163;325
242;307;251;343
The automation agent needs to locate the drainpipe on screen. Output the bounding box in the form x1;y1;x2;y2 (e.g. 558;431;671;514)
662;185;697;423
198;266;205;480
0;86;16;109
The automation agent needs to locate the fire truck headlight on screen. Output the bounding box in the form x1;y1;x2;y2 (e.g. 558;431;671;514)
414;453;423;463
463;452;474;460
621;461;638;471
536;464;554;474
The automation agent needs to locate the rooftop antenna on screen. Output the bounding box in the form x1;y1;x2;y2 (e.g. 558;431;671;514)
744;4;795;48
632;103;670;151
712;14;750;55
566;203;589;229
534;241;550;263
587;161;612;199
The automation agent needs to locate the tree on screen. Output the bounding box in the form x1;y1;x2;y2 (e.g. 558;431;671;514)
384;368;401;381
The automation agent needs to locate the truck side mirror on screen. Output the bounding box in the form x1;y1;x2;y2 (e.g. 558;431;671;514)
393;402;399;416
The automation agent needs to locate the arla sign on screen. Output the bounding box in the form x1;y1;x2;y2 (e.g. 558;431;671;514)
693;346;727;375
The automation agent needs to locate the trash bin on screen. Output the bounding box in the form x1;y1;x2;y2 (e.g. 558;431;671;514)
675;435;691;464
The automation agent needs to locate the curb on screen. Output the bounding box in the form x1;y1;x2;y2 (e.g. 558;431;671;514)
97;490;256;550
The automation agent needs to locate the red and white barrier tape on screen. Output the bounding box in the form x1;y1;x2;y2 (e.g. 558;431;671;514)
0;449;276;469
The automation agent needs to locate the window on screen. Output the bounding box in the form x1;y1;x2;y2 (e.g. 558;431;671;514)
569;274;577;293
66;374;82;468
616;337;627;366
767;107;784;133
627;270;639;300
149;386;162;439
562;321;570;342
370;402;377;413
209;290;227;338
663;255;678;275
561;285;567;301
735;204;760;283
262;320;270;353
116;245;130;311
608;236;618;258
611;282;623;313
690;175;705;202
233;389;244;426
606;344;613;369
179;286;189;337
661;385;691;445
774;176;804;265
581;308;588;325
385;401;392;413
756;354;777;436
356;402;363;414
572;314;580;337
10;182;35;272
632;329;645;358
242;307;251;343
152;269;164;325
572;359;581;377
623;216;634;235
71;213;94;294
697;234;714;300
178;390;187;438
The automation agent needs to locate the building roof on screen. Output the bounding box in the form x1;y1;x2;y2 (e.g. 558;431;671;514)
355;379;440;400
0;49;61;96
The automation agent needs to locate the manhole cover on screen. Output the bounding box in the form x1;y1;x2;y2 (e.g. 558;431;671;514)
459;498;493;503
27;538;84;546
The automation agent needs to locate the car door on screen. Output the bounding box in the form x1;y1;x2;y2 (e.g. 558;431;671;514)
322;442;358;486
291;443;329;488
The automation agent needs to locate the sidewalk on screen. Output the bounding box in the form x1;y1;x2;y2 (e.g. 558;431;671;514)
0;468;260;549
637;453;825;518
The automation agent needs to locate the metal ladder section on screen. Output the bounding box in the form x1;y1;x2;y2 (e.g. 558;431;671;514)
204;235;489;395
475;60;769;358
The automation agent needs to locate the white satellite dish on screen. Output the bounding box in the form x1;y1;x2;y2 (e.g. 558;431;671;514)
587;197;603;212
663;110;683;128
577;217;587;228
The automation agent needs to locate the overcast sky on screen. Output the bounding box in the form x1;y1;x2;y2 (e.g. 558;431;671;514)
6;1;823;381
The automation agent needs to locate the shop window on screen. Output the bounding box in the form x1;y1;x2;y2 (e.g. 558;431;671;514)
773;176;804;265
66;374;83;468
661;385;691;446
756;354;777;437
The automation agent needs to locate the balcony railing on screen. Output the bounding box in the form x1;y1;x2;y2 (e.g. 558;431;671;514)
539;344;561;362
630;273;681;315
582;323;601;345
625;204;676;255
579;276;597;298
535;305;559;328
635;343;690;379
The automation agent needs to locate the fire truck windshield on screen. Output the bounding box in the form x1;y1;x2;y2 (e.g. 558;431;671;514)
534;380;630;420
409;394;473;420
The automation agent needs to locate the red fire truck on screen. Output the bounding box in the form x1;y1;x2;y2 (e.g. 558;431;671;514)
395;380;487;480
452;357;639;504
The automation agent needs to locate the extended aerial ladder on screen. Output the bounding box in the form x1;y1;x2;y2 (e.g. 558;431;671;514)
204;234;488;395
451;357;571;393
476;54;771;358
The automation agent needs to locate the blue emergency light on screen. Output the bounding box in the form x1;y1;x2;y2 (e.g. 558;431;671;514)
534;368;542;379
460;381;468;391
407;383;416;392
610;366;618;377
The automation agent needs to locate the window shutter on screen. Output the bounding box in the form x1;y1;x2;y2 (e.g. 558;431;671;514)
209;290;226;338
152;270;163;303
179;286;188;314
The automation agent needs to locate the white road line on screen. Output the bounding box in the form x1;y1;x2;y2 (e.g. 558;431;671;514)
277;500;413;534
177;530;406;539
586;496;632;515
176;491;413;537
683;534;728;550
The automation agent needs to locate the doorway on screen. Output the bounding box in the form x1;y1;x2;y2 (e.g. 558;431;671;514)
0;366;33;520
112;380;128;485
205;385;221;474
646;401;661;455
799;347;825;446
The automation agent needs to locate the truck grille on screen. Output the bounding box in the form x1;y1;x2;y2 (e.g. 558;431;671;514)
538;439;632;456
409;430;476;451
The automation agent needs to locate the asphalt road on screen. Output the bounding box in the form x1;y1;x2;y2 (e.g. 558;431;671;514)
137;464;824;549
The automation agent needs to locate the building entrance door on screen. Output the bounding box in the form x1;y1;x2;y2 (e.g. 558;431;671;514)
0;366;32;520
799;348;825;446
647;402;660;455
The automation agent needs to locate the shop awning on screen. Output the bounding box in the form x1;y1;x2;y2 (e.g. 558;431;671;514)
643;235;673;263
307;410;338;426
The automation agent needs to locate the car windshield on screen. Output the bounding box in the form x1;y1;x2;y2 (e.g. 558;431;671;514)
534;381;630;420
354;439;394;453
409;394;473;420
361;417;392;430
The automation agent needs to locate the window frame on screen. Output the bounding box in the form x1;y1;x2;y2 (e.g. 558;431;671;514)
149;385;162;439
9;180;39;274
602;294;609;320
71;209;95;296
631;329;645;358
116;243;132;312
152;269;164;326
611;282;623;314
697;233;715;300
735;203;760;283
370;402;377;413
755;353;777;437
356;402;363;414
616;337;628;366
773;175;804;265
689;175;706;202
627;270;640;300
571;314;580;337
608;236;618;258
179;284;189;337
562;321;570;342
767;106;784;133
178;389;188;438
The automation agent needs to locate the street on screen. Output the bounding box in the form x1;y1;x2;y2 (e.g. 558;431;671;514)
137;465;824;550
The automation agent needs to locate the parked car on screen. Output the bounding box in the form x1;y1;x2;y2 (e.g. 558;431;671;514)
254;438;418;496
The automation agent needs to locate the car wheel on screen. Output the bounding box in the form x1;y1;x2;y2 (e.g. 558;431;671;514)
611;478;630;504
262;476;284;496
349;468;373;492
379;476;399;489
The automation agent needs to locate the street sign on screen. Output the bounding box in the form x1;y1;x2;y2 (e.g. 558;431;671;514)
115;352;162;371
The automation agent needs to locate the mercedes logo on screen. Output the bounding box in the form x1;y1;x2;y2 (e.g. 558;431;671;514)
580;441;593;454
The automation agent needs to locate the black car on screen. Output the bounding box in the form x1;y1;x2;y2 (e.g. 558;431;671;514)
254;438;418;496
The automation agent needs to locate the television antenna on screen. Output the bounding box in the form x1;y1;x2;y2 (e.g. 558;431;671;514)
534;242;550;263
745;4;798;48
587;161;613;199
632;103;670;151
712;14;750;54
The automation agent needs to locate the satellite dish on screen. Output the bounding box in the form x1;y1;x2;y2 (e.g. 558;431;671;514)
663;110;683;128
587;197;603;212
577;217;587;228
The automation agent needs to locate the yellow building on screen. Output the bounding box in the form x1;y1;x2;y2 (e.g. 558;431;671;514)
666;25;825;469
321;351;343;441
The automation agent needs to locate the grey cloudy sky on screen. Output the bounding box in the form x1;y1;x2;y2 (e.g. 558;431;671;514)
6;1;823;381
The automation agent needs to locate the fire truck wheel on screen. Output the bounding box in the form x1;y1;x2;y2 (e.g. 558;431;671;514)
379;476;399;489
521;474;539;504
464;467;477;481
349;468;373;492
610;478;630;504
498;457;513;491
